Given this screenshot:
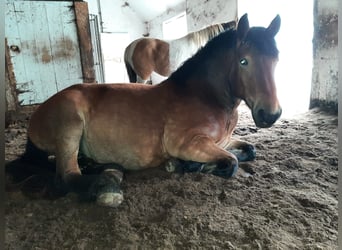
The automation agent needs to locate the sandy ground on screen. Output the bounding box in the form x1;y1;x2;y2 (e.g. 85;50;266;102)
5;104;338;250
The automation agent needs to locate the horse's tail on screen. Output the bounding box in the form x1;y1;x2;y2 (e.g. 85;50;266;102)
5;138;65;199
125;61;137;83
124;43;138;83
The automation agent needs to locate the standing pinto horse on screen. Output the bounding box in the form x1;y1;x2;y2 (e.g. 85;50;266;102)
124;21;236;84
12;14;282;207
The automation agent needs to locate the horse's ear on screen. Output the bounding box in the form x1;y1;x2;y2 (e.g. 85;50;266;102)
237;13;249;40
266;15;281;37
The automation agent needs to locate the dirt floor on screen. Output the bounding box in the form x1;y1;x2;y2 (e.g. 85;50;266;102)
5;104;338;250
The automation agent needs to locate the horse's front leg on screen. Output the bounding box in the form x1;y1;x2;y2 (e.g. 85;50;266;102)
170;135;239;178
226;138;256;162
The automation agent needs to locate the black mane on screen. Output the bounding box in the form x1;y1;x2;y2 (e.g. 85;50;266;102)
170;29;237;84
169;26;279;85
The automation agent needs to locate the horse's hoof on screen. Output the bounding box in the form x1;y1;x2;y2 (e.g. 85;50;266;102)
165;160;177;172
165;158;187;173
103;168;123;183
181;161;204;172
203;160;239;179
97;192;123;207
242;144;256;161
229;145;256;162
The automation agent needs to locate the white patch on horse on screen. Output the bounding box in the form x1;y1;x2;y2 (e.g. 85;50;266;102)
124;38;144;81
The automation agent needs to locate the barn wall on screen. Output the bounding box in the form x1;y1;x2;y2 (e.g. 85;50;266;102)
148;0;237;38
86;0;146;82
310;0;338;112
186;0;237;33
148;2;186;38
86;0;145;41
5;1;90;105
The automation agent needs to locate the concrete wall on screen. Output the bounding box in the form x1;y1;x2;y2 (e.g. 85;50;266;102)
148;0;237;38
310;0;338;112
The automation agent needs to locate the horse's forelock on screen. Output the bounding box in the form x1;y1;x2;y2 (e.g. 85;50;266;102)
244;27;279;57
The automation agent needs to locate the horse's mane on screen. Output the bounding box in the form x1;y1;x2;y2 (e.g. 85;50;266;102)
186;24;225;47
170;26;279;85
170;29;237;85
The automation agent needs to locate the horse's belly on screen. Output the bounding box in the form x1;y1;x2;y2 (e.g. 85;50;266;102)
80;131;165;170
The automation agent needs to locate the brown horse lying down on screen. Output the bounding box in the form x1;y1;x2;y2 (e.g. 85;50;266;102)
9;14;282;207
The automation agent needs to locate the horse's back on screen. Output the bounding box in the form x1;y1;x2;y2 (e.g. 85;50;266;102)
28;83;169;168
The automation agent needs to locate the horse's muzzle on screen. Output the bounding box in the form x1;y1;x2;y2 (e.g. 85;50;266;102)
253;108;282;128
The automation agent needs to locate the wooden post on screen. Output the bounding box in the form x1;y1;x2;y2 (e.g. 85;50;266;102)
74;2;96;83
5;38;21;127
5;38;19;112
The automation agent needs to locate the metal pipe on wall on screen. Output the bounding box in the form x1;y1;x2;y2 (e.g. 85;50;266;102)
96;0;104;33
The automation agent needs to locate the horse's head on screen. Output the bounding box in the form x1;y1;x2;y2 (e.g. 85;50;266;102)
232;14;282;128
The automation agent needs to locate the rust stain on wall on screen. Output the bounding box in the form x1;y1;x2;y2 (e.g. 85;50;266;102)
34;37;77;64
54;37;76;60
41;46;52;63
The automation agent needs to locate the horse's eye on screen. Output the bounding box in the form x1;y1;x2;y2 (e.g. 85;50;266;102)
240;58;248;66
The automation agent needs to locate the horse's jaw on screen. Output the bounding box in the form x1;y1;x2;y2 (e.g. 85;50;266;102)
242;98;281;128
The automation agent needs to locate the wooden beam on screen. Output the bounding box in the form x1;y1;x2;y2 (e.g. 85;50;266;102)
74;2;95;83
5;38;19;111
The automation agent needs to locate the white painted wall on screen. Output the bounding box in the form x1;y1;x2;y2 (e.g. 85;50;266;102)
85;0;146;82
148;2;187;38
148;0;237;38
86;0;145;41
186;0;237;33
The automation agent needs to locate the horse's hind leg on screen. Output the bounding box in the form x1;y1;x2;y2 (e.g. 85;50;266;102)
226;139;256;162
54;123;123;207
57;149;123;207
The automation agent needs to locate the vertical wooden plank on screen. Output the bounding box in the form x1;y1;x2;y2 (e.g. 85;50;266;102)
58;2;84;88
5;38;19;112
45;2;83;91
29;1;58;101
5;2;29;103
14;1;43;104
74;1;95;83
